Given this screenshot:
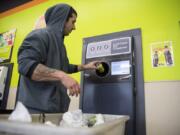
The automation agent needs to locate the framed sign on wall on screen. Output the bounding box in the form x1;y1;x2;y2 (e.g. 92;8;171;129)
151;41;174;68
0;29;16;63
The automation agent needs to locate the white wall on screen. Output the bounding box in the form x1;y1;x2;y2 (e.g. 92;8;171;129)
6;88;17;109
145;81;180;135
68;96;79;111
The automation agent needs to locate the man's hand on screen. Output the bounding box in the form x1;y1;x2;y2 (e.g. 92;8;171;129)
58;72;80;97
78;61;101;71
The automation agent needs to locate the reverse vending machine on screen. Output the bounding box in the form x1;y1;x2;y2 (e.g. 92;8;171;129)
80;29;146;135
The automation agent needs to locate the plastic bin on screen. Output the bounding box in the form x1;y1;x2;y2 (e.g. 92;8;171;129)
0;113;129;135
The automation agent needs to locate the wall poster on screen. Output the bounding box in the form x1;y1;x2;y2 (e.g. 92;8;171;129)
34;15;46;30
0;29;16;63
151;41;174;68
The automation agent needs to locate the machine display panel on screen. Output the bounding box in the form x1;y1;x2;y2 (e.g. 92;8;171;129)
111;60;130;75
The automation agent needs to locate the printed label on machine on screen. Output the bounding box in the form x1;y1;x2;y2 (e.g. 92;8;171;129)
86;37;131;58
111;60;130;75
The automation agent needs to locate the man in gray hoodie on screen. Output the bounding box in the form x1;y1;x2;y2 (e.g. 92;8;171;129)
17;3;98;113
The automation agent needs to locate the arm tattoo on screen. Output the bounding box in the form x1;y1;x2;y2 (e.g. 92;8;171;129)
31;64;58;81
36;64;56;74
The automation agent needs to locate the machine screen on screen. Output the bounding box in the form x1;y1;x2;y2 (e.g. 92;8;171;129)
111;60;130;75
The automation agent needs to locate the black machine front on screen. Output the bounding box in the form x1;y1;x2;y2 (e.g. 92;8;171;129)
80;29;146;135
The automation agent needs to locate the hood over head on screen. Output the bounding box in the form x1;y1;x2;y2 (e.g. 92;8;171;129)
45;3;71;33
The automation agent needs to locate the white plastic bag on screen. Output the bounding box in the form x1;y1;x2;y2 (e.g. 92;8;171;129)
8;102;32;122
95;114;104;126
60;109;85;127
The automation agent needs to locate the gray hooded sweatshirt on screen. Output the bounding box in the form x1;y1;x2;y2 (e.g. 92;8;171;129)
17;4;78;113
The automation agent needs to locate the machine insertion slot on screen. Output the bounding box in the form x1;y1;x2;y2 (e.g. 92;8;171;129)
96;62;109;77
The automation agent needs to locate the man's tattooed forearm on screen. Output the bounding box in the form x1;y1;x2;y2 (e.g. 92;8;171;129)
31;64;58;81
36;64;57;75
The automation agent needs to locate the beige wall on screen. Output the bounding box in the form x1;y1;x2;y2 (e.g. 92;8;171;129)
145;81;180;135
6;88;17;110
68;96;79;111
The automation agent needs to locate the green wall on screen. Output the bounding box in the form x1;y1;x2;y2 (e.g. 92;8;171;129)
0;0;180;88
